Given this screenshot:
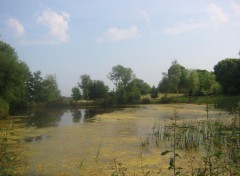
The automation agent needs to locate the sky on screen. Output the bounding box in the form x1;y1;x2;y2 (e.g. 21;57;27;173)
0;0;240;96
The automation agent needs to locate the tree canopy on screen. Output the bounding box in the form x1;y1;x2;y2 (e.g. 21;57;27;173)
0;41;30;106
158;60;221;96
108;65;135;88
214;58;240;95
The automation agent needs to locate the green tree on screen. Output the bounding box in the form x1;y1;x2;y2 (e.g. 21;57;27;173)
214;58;240;95
43;74;61;102
0;40;30;109
108;65;135;88
132;78;151;95
126;81;141;103
27;71;45;103
150;86;159;99
158;72;171;93
167;60;185;96
188;70;199;96
196;69;221;95
78;74;92;100
27;72;61;103
88;80;109;100
71;86;82;101
108;65;142;104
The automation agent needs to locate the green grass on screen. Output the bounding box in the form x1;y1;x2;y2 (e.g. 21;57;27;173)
0;99;9;117
140;93;240;112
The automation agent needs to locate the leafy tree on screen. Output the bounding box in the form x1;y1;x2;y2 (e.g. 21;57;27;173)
78;74;92;100
27;72;61;103
126;81;141;103
0;40;30;108
167;60;185;95
196;69;221;95
71;86;82;101
27;71;45;103
108;65;142;104
42;74;61;102
108;65;135;88
188;70;199;96
150;86;159;99
132;78;151;95
88;80;109;100
214;58;240;95
158;72;171;93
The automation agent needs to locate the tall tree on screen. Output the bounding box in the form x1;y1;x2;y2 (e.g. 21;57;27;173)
196;69;221;95
88;80;109;100
27;71;45;103
71;86;82;101
132;78;151;95
43;74;61;101
78;74;92;100
188;70;199;96
150;86;159;99
214;58;240;95
27;72;61;103
0;40;30;107
158;72;171;93
108;65;135;88
167;60;184;96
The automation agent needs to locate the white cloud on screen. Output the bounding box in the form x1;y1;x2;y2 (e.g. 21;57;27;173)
231;2;240;16
97;26;138;43
164;21;206;35
37;9;70;43
165;3;228;35
206;3;228;25
6;18;25;36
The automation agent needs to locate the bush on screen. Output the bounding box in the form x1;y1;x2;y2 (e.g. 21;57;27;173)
141;98;151;104
160;94;172;104
0;99;9;117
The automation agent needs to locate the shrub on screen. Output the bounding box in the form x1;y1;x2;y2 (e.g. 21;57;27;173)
160;94;171;104
0;99;9;117
141;98;151;104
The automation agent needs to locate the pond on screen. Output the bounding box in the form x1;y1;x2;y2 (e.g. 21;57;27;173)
0;104;232;175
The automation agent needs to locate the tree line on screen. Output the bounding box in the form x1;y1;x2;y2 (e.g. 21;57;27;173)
0;41;61;116
1;40;240;115
72;58;240;105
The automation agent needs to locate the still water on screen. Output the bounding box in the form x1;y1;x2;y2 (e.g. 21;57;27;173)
1;104;229;175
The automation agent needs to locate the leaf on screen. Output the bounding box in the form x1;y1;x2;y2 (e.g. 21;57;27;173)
161;150;172;155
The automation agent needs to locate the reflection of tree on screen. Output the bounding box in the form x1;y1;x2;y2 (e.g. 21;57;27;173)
84;109;98;119
71;109;82;123
25;108;65;128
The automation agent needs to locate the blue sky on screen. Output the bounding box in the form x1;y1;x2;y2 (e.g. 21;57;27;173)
1;0;240;96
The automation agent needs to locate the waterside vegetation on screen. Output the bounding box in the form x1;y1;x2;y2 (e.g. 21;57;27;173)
1;40;240;116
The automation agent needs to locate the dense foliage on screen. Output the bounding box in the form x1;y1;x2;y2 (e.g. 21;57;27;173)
0;41;61;116
1;40;240;111
214;58;240;95
0;41;30;108
158;60;221;96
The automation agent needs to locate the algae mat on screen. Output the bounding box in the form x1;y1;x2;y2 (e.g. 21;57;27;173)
1;104;230;175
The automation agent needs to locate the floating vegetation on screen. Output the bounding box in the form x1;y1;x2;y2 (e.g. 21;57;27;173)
1;104;240;175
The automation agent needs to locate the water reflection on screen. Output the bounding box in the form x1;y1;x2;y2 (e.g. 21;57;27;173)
71;109;82;123
18;107;114;128
26;108;65;128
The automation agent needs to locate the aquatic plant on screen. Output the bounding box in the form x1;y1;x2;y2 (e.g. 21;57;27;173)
111;159;127;176
161;109;184;176
0;121;15;176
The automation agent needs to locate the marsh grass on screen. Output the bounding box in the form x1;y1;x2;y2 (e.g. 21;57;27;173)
0;121;16;176
136;100;239;175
